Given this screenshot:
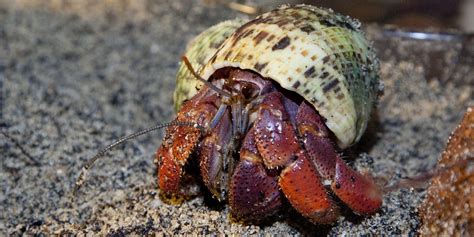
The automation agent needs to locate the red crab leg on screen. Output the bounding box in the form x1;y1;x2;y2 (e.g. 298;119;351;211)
157;87;219;195
333;158;382;215
253;92;338;223
279;152;339;223
296;102;382;215
197;105;233;200
253;92;300;168
229;126;282;220
296;102;337;180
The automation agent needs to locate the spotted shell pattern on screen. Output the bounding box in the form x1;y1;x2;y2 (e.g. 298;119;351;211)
174;19;245;112
176;5;381;148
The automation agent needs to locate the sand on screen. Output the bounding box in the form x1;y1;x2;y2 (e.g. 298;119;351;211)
1;1;472;235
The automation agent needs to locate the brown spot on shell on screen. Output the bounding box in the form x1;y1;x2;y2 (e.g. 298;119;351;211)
304;66;316;78
322;56;331;64
319;18;336;28
224;50;232;60
230;21;257;47
267;34;275;42
235;52;245;61
232;21;255;43
275;18;291;27
320;71;329;79
300;25;315;33
311;55;317;61
254;62;268;71
210;55;217;64
336;93;345;100
301;50;308;57
242;29;255;39
292;81;301;89
272;36;291;51
253;31;269;45
323;80;340;93
290;11;302;19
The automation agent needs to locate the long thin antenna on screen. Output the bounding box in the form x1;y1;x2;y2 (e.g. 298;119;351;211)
181;56;232;98
72;121;205;195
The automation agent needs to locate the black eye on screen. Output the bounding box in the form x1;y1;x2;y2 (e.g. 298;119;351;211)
241;86;255;99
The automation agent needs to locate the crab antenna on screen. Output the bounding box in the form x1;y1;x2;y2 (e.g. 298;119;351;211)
182;56;232;98
382;156;474;194
72;121;205;195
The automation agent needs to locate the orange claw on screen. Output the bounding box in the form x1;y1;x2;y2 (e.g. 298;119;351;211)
156;87;219;196
280;152;339;224
156;120;202;195
157;146;182;193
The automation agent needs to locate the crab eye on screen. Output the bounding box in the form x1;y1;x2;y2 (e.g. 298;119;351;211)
241;86;253;98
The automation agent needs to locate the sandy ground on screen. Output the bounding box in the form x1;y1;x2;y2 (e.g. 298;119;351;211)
1;1;473;235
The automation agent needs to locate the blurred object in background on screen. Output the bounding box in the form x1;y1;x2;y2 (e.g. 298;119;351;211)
309;0;463;30
208;0;474;32
459;0;474;32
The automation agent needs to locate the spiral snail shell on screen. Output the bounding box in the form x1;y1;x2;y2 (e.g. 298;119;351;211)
175;4;381;148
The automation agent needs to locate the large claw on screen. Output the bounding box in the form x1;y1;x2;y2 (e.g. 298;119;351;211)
156;146;182;193
156;87;219;196
296;102;382;215
157;123;203;195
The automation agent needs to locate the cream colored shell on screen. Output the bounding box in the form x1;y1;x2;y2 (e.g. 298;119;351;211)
174;19;245;111
177;5;381;148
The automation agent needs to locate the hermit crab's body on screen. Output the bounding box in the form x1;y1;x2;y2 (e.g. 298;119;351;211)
158;5;382;223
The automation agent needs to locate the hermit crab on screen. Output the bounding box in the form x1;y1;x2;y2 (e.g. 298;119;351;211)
74;4;383;225
158;5;382;224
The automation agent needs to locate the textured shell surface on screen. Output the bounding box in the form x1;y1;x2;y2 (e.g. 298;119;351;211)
176;4;381;148
174;19;245;111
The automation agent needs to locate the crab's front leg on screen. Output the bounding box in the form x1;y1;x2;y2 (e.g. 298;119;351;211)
296;102;382;215
156;87;220;196
197;105;234;200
